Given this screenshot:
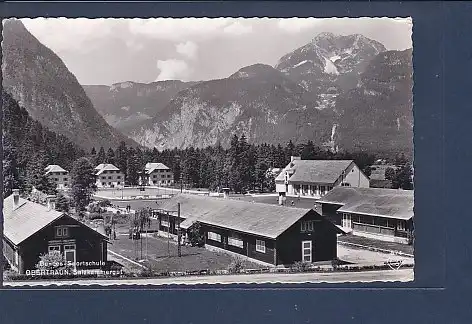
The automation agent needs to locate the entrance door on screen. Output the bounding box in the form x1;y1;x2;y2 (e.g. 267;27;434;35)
302;240;312;263
64;244;76;270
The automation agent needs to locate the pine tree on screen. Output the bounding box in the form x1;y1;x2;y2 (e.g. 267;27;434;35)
116;141;128;177
106;147;116;165
70;157;97;215
126;147;140;186
95;147;106;166
55;192;70;213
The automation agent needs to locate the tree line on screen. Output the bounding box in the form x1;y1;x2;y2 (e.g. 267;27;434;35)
3;89;412;201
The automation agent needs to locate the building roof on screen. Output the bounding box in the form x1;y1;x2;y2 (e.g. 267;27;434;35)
156;194;324;239
95;163;121;175
275;159;354;184
3;194;108;246
145;162;170;174
318;187;414;220
44;164;67;174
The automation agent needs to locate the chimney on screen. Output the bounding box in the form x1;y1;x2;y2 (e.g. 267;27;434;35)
47;196;56;211
12;189;20;210
291;156;301;162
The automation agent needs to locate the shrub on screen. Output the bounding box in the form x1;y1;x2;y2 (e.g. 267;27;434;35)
227;257;245;274
188;222;205;247
291;261;311;272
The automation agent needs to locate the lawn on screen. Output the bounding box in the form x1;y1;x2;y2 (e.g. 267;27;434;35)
108;234;263;273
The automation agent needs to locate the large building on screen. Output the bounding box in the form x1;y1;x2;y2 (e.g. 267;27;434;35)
317;187;414;244
143;163;174;186
154;194;343;266
3;190;109;274
275;157;370;200
95;164;125;188
44;165;69;190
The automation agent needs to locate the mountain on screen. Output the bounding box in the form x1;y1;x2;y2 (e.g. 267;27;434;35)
334;49;413;154
128;64;335;150
2;19;137;150
275;32;386;111
83;80;197;131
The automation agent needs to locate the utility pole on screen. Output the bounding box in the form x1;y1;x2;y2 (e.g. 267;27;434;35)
177;203;181;257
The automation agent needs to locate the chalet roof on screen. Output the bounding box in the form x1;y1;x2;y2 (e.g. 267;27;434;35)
95;163;121;175
156;194;331;239
44;164;67;174
275;159;354;185
145;162;170;174
318;187;414;220
3;194;108;246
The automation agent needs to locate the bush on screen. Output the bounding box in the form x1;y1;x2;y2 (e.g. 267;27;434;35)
227;257;245;274
188;222;205;247
291;261;311;272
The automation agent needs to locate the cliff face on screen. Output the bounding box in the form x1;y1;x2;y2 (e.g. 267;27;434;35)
2;19;138;150
335;49;413;154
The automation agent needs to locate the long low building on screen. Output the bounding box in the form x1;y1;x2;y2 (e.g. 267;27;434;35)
154;194;343;266
317;187;414;244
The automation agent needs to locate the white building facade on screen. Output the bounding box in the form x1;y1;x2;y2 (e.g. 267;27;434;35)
95;164;125;188
143;163;174;186
44;165;70;190
275;157;370;200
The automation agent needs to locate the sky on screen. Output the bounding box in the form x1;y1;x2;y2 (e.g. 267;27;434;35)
21;17;412;86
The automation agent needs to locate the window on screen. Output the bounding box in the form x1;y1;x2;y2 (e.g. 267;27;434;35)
228;237;244;248
153;175;157;179
301;220;314;232
108;176;112;179
255;239;266;253
397;220;406;231
102;183;106;186
48;245;60;254
56;226;69;238
342;213;352;228
207;232;222;242
63;178;67;181
117;176;121;179
161;220;170;227
117;182;121;185
102;176;106;180
341;182;351;187
54;178;59;181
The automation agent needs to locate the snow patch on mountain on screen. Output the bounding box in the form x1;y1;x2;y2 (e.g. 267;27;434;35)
323;57;339;75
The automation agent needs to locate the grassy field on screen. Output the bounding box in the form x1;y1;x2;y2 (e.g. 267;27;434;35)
109;234;263;273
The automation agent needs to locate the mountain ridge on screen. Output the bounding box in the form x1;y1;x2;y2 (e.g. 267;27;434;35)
2;19;138;150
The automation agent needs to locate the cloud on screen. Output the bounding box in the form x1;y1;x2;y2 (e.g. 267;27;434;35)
21;18;114;53
223;21;253;35
128;18;232;42
277;18;321;33
156;59;191;81
176;41;198;60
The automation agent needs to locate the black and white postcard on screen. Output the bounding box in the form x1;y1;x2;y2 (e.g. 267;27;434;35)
1;17;414;286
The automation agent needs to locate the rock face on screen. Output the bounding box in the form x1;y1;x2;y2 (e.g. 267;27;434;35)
81;31;412;154
2;19;137;150
83;80;197;131
129;64;335;150
275;32;386;111
335;49;413;154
